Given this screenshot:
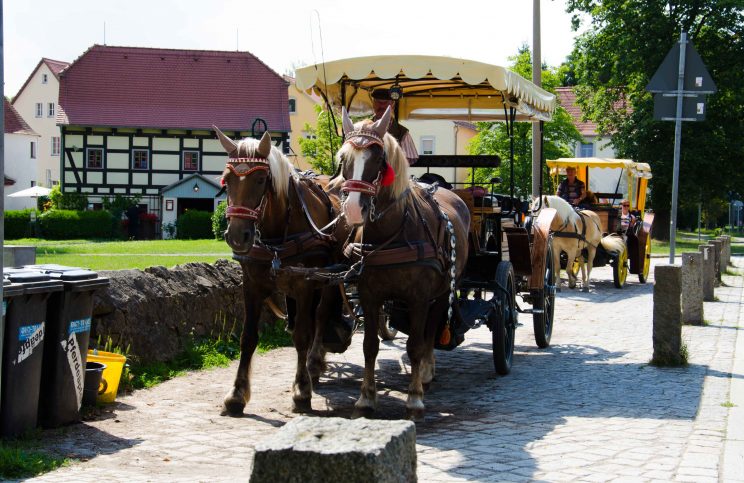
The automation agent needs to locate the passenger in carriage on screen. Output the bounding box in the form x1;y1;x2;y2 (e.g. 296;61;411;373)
371;88;419;165
619;199;636;232
556;166;588;208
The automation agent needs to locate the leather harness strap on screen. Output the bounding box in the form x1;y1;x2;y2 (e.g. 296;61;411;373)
244;232;332;263
343;241;439;266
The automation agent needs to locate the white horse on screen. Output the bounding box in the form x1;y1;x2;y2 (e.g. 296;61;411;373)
535;195;615;292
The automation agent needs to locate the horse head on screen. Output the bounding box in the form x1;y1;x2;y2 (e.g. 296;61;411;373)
336;106;408;226
214;127;282;253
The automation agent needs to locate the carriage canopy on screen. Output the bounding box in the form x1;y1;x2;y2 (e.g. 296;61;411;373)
295;55;557;122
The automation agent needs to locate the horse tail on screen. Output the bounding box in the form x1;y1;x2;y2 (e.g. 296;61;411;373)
600;234;625;255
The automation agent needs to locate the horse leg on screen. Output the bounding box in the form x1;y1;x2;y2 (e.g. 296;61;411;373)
405;299;431;421
421;294;447;387
567;249;578;289
223;290;264;415
353;297;381;418
553;243;563;292
308;286;336;382
583;246;597;292
291;292;315;413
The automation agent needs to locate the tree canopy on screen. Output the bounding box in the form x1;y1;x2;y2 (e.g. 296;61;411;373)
298;105;343;175
469;46;583;198
566;1;744;235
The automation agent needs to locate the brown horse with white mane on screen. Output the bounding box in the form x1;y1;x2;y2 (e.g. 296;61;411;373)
330;106;470;420
215;128;346;415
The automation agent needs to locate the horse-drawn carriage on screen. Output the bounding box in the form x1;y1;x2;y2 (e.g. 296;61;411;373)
546;157;654;288
216;55;561;419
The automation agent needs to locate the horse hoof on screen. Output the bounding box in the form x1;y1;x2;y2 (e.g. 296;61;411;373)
222;397;246;416
406;407;425;422
292;398;312;414
352;406;376;419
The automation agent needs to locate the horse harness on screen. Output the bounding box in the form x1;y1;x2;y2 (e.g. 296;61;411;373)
552;210;601;249
223;155;338;268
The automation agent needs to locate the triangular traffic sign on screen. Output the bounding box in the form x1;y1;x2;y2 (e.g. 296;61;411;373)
646;38;717;93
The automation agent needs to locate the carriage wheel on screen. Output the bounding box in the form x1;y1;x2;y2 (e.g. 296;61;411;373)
613;245;629;288
378;306;398;341
638;234;652;283
533;242;555;349
491;261;516;376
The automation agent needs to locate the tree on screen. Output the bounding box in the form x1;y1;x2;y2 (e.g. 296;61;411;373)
566;1;744;238
298;105;343;175
468;46;583;198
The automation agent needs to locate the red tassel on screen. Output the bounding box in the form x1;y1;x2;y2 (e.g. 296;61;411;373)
381;163;395;187
220;177;226;186
439;325;451;346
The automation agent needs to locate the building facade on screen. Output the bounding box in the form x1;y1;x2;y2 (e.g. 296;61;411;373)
285;75;322;170
555;87;617;159
4;99;40;210
57;45;290;236
407;119;478;185
11;58;69;188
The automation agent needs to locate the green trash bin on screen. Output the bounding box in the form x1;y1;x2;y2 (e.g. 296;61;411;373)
0;270;63;437
34;265;110;427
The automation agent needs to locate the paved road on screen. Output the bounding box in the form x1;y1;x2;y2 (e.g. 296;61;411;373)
26;260;744;482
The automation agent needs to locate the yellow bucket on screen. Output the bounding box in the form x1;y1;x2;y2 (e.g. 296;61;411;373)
87;350;126;403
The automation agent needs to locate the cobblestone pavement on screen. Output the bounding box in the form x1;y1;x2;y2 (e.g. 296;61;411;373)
25;259;744;482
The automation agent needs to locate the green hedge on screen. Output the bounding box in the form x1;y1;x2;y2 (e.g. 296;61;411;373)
212;202;227;240
38;210;114;239
176;210;213;239
4;209;36;239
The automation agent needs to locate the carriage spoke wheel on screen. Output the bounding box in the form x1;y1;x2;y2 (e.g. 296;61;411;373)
613;245;629;288
639;234;652;283
491;261;516;376
533;242;555;349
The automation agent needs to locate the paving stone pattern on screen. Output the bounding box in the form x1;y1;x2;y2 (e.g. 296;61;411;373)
25;260;744;483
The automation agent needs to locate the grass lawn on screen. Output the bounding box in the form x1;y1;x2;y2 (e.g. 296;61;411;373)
650;231;744;256
5;238;233;270
0;434;71;479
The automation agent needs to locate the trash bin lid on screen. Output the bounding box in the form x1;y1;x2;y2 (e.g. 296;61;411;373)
49;270;97;281
4;270;64;294
2;279;24;298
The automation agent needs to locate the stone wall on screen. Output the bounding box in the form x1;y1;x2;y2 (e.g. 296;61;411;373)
91;259;248;363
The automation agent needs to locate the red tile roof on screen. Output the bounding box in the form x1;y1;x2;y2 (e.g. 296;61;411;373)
4;98;38;135
58;45;290;132
12;58;70;103
555;87;599;136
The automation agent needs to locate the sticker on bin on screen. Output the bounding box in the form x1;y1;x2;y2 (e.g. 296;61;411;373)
62;333;84;408
68;317;91;335
17;322;45;364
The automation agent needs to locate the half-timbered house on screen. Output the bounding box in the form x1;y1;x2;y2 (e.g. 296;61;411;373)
57;45;289;235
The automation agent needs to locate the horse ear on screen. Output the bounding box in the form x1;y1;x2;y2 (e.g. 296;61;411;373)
257;131;272;158
371;105;392;138
213;125;238;155
342;107;354;136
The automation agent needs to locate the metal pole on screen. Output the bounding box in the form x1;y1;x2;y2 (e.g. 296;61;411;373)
1;0;6;409
669;32;687;264
531;0;542;200
697;202;701;241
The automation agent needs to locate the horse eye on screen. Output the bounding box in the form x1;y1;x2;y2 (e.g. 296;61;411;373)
257;178;265;185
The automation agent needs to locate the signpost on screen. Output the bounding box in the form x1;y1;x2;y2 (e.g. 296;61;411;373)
647;32;717;263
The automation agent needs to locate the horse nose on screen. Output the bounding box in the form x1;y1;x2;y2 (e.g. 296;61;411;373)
226;221;254;252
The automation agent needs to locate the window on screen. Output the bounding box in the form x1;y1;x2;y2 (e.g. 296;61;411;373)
30;141;37;159
31;181;36;187
51;137;60;156
42;73;48;84
86;148;103;169
183;151;199;171
46;169;52;187
47;103;55;118
132;149;150;170
288;98;297;114
580;142;594;158
420;136;435;155
35;103;43;118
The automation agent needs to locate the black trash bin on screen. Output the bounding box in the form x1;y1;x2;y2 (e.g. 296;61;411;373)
0;270;63;437
1;278;24;421
29;265;110;428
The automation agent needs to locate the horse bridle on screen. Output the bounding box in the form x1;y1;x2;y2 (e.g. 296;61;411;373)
340;128;387;198
222;157;271;221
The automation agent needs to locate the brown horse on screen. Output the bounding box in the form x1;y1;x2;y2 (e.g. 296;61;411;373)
330;106;470;420
215;128;344;415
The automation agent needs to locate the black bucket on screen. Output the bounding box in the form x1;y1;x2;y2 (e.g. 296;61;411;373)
83;361;106;406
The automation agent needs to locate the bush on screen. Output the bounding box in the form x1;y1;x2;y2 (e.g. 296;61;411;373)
38;210;114;239
48;185;88;211
4;209;36;239
176;210;213;239
212;201;227;240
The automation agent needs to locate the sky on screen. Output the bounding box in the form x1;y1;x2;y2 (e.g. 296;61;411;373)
3;0;584;98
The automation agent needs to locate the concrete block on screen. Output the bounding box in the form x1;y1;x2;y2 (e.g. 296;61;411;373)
710;239;723;286
722;235;732;267
698;245;715;302
3;245;37;267
251;416;417;483
653;264;682;365
681;253;704;325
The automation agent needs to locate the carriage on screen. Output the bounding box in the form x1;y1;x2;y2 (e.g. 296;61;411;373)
294;55;560;377
546;157;654;288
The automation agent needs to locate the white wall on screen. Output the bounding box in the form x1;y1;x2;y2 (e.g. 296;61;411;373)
12;63;62;187
4;133;40;210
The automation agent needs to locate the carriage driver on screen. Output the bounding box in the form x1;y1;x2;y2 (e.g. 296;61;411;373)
371;88;419;165
619;199;636;232
556;166;588;208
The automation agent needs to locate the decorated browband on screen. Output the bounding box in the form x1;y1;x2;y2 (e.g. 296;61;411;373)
225;157;270;177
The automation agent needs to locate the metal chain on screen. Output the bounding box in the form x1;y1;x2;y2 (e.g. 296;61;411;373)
441;211;456;324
